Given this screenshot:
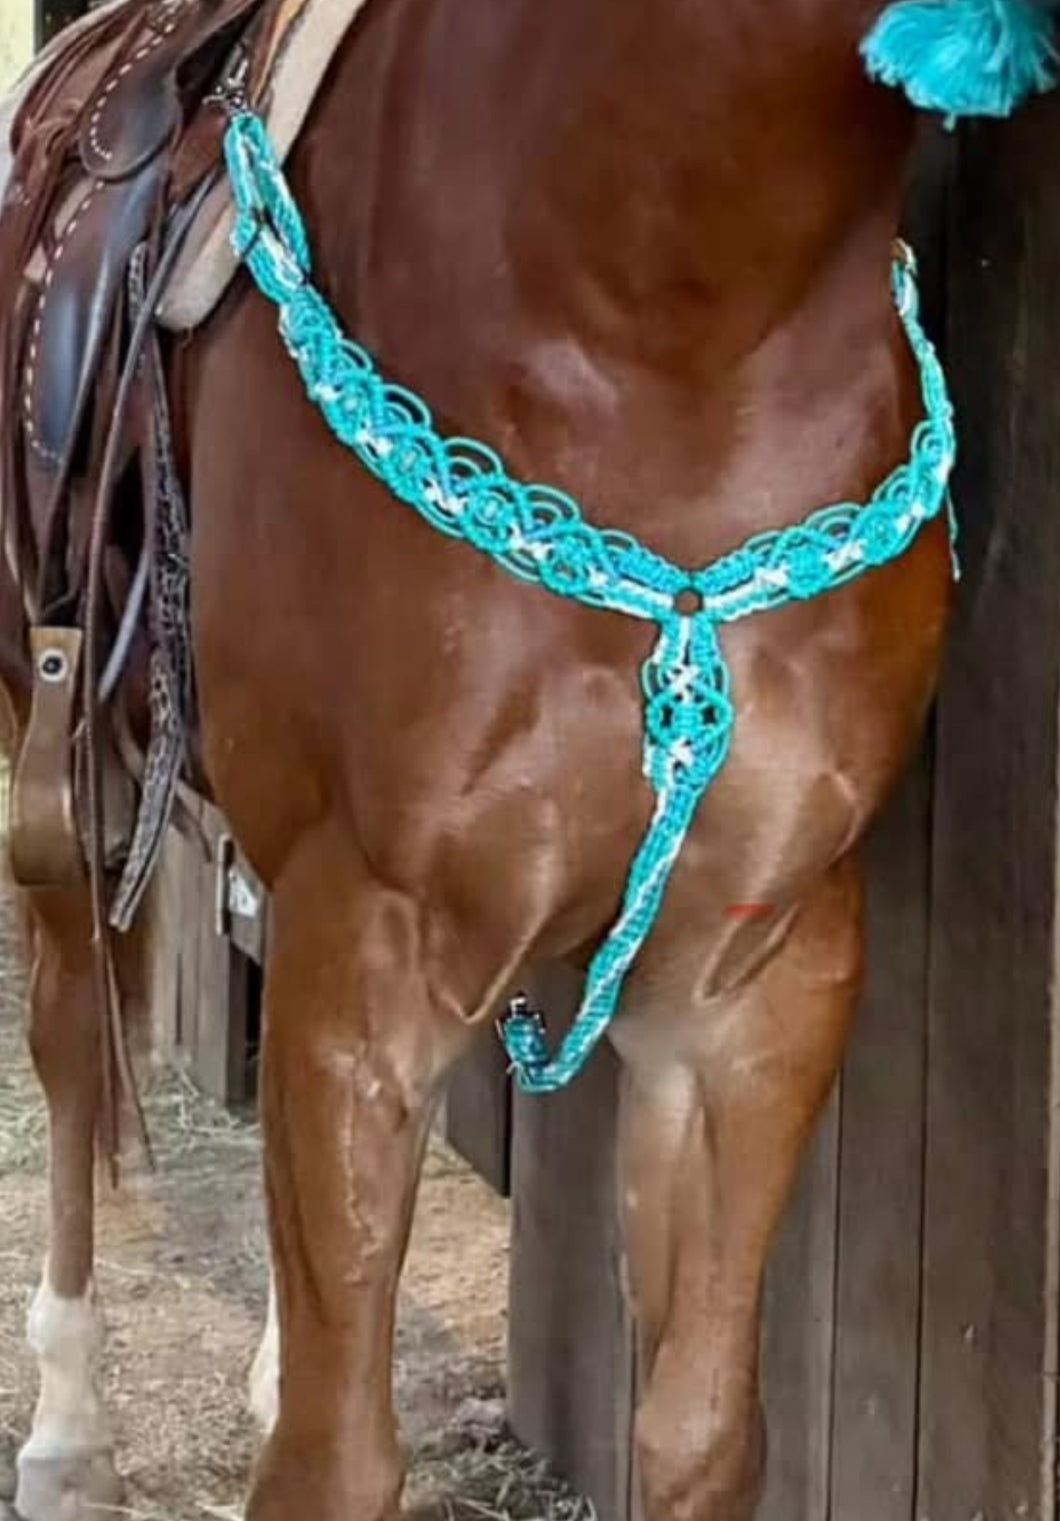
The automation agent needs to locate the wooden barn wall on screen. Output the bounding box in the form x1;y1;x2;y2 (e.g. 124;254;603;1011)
917;99;1060;1521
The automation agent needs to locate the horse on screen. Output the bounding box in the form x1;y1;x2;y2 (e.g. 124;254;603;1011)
0;0;1039;1517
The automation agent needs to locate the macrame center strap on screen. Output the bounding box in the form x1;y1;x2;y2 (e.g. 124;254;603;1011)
223;111;958;1095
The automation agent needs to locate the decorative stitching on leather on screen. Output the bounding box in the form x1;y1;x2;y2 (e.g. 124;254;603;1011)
22;180;105;466
84;16;180;166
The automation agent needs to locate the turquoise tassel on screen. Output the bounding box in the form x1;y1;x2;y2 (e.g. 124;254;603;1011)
862;0;1057;122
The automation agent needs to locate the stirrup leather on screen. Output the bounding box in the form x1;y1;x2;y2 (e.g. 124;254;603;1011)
10;627;85;888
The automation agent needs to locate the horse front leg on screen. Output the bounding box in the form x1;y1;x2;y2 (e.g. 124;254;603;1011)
613;859;863;1521
15;887;123;1521
245;819;474;1521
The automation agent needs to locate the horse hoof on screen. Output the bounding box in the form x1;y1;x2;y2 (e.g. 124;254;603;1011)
14;1450;123;1521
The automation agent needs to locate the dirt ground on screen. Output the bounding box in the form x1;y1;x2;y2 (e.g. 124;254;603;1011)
0;883;593;1521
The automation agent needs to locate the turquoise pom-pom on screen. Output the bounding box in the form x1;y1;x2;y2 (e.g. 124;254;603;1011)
862;0;1057;123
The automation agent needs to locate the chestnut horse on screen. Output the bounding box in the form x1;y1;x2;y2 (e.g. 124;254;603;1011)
7;0;955;1518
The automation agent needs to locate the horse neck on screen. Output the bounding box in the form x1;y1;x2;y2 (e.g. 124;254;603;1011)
309;0;914;373
302;0;916;436
502;0;914;357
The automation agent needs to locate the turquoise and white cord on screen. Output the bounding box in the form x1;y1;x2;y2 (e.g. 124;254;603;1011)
223;111;958;1095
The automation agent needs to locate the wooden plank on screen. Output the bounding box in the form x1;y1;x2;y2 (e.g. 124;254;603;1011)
918;100;1060;1521
758;1088;840;1521
446;1023;512;1197
145;825;187;1062
829;756;933;1521
177;801;251;1107
508;962;636;1521
192;928;251;1106
175;809;201;1058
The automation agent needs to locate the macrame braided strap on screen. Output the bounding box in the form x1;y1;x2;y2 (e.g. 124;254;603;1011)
223;113;959;1095
504;615;734;1092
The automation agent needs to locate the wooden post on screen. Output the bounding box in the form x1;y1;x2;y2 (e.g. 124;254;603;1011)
446;1025;512;1197
145;826;187;1060
163;800;260;1108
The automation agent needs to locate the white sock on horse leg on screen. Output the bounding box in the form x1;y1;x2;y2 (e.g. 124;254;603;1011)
16;1272;122;1521
248;1271;279;1435
20;1276;111;1462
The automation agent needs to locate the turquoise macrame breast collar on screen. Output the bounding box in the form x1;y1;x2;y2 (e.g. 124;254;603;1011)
223;111;958;1094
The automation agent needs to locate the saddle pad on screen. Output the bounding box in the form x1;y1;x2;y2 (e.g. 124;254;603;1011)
157;0;371;329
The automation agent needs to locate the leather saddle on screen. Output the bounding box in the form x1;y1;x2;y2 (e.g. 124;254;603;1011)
0;0;274;904
3;0;269;605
